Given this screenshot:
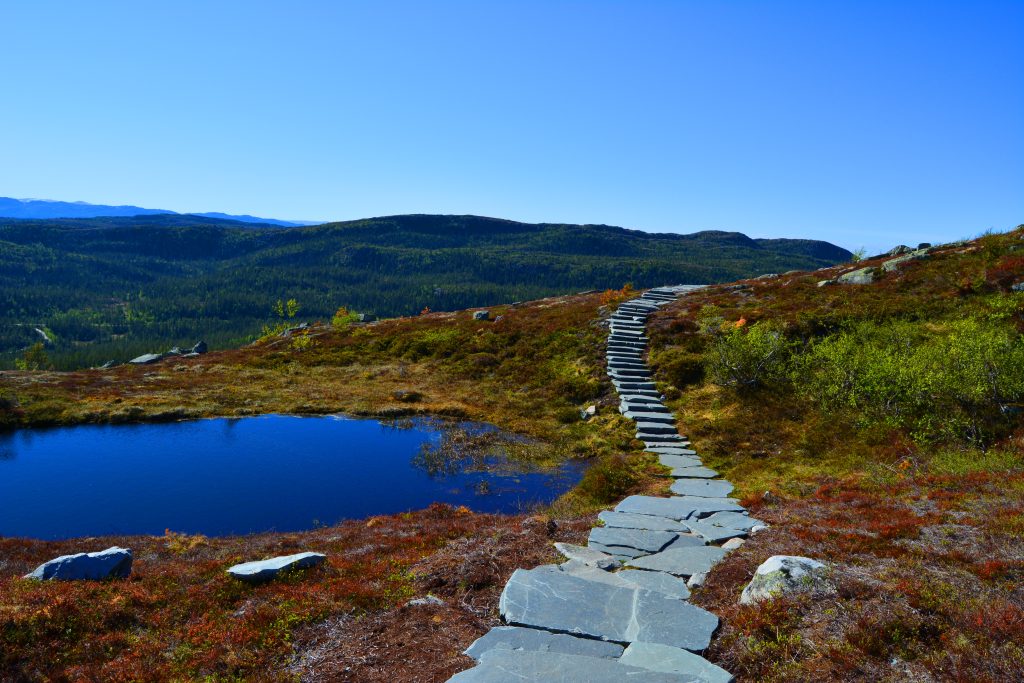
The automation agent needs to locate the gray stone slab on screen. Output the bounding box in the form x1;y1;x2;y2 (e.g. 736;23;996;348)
614;495;697;521
643;435;689;444
24;546;133;581
627;413;676;425
671;496;745;516
626;546;729;577
617;569;691;600
554;542;621;570
227;552;326;583
589;527;680;554
598;510;691;532
448;649;701;683
659;454;703;469
649;447;697;456
586;542;647;561
670;479;735;498
499;566;719;650
464;626;623;661
662;534;708;550
683;520;749;544
636;422;678;435
669;466;719;479
701;512;764;531
620;642;734;683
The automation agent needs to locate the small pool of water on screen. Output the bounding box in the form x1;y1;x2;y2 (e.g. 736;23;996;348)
0;415;583;540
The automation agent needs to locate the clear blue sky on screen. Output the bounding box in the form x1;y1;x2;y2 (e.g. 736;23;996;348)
2;1;1021;252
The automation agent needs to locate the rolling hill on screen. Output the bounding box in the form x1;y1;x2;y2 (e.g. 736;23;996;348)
0;213;851;368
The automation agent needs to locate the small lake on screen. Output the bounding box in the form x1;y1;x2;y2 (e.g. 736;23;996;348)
0;415;584;540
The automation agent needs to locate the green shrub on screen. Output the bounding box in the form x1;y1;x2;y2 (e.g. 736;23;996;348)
652;347;705;388
574;454;644;504
699;307;790;390
796;318;1024;446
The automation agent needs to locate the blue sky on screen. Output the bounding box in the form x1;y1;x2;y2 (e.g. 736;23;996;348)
1;1;1021;252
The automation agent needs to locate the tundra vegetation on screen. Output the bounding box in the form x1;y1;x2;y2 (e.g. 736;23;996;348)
0;228;1021;681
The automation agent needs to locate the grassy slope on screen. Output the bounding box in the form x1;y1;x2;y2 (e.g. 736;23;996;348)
645;228;1024;681
1;230;1022;681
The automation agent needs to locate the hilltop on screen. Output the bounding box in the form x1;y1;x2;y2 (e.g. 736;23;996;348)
0;196;314;226
0;213;850;369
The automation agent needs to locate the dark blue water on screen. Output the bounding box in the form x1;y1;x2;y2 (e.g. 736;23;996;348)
0;415;582;540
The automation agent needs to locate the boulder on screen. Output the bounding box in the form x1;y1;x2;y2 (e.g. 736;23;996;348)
580;405;597;420
888;244;912;256
227;551;326;583
128;353;164;365
837;267;875;285
25;546;132;581
357;313;376;322
407;595;445;607
722;537;745;551
739;555;829;605
191;340;208;354
1012;281;1024;292
472;310;490;321
99;360;118;369
816;279;834;287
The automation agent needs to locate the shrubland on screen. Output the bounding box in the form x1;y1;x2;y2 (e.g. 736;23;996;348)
645;227;1024;681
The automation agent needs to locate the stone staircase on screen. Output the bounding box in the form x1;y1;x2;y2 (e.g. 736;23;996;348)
447;286;764;682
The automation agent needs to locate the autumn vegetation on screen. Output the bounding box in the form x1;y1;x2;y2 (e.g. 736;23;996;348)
0;227;1021;681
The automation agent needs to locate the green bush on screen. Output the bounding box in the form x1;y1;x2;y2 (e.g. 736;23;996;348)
795;318;1024;446
652;347;706;388
574;454;644;504
699;307;790;390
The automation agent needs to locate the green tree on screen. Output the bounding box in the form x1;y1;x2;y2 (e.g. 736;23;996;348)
16;342;52;371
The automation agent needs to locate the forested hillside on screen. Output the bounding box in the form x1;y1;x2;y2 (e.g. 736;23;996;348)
0;213;850;368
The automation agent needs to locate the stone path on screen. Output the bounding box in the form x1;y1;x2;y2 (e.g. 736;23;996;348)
447;287;764;682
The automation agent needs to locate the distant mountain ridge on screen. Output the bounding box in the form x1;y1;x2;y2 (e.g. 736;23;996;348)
0;196;317;227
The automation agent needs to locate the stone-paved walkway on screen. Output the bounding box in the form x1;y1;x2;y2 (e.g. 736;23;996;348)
447;287;765;682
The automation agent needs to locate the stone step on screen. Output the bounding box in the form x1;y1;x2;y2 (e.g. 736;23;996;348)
670;479;735;498
668;466;719;479
597;510;692;532
588;527;682;555
626;546;729;577
658;454;702;469
619;642;734;683
463;626;623;662
623;411;675;424
635;422;679;435
499;565;719;651
646;446;696;455
619;394;663;404
449;647;700;682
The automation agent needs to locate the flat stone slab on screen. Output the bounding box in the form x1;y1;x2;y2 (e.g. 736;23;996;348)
642;435;690;444
464;626;623;661
683;519;749;544
659;454;703;469
671;479;736;498
672;496;745;516
636;422;679;435
669;466;719;479
624;412;675;424
499;566;719;649
617;569;691;600
554;542;620;570
620;642;734;683
649;447;697;456
24;546;132;581
589;527;680;554
627;546;728;577
598;511;691;532
587;542;647;561
227;552;326;583
615;495;699;521
448;649;700;683
701;512;764;531
662;534;708;550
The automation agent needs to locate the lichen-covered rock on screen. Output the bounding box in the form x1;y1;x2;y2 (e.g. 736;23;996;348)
739;555;829;604
837;267;875;285
25;546;132;581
